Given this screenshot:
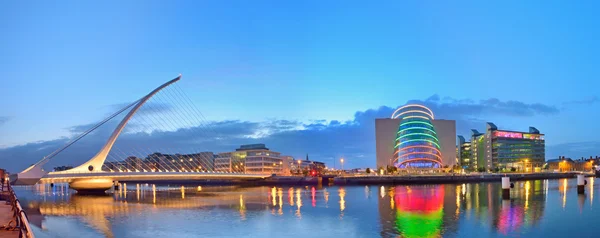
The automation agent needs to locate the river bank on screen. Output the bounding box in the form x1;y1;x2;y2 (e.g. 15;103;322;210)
254;172;592;186
333;172;592;185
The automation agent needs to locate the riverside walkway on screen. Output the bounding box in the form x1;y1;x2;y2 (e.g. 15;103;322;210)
334;171;592;185
0;180;34;238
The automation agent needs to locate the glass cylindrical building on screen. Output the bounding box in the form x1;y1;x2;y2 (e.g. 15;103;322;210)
391;104;442;169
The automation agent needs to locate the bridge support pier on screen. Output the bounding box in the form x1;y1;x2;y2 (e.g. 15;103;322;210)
69;178;113;195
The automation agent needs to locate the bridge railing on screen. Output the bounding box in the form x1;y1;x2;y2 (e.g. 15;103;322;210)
1;180;35;238
49;170;248;175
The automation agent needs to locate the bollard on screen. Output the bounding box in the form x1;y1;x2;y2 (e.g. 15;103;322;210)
502;177;510;199
502;198;510;210
577;175;585;194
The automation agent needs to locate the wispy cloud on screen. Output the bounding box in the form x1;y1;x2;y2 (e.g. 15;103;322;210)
410;94;560;117
0;116;9;126
563;96;599;105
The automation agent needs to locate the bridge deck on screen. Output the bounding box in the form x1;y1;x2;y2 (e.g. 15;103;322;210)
42;171;269;183
0;188;20;238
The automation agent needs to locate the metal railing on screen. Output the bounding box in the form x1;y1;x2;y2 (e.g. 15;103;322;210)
1;180;35;238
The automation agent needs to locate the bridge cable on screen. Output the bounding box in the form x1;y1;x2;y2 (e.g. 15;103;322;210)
41;100;140;168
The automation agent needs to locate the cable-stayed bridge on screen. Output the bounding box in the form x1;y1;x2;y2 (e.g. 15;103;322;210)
10;75;269;192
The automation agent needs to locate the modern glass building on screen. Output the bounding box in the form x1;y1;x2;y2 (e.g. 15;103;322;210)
392;104;443;169
214;144;284;174
457;136;472;170
466;123;545;172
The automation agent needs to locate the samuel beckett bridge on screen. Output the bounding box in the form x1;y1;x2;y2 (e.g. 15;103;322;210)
10;75;269;193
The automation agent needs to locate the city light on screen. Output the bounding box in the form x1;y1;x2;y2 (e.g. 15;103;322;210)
391;104;435;119
397;132;440;141
396;138;441;149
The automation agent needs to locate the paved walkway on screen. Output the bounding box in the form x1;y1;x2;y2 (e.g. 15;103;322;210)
0;185;21;238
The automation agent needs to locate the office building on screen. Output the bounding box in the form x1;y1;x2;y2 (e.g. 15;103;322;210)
106;152;215;172
214;144;284;175
375;104;457;169
457;136;472;170
546;156;593;172
468;123;545;172
291;155;327;175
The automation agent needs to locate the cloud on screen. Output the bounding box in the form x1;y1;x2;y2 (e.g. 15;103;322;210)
410;94;559;117
563;96;599;105
0;95;566;173
0;116;9;126
546;141;600;160
407;94;559;137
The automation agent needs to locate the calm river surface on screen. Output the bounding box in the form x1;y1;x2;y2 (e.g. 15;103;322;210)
13;178;600;238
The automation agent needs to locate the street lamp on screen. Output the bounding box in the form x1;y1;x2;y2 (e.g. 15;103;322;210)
340;158;345;172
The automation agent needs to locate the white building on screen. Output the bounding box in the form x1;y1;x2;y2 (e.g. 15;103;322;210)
214;144;284;175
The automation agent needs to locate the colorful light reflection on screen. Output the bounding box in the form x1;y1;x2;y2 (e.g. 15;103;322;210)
394;185;444;238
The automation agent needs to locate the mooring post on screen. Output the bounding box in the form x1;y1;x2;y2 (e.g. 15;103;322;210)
502;176;511;199
577;174;585;194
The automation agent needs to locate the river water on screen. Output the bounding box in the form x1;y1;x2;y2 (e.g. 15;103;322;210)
13;178;599;238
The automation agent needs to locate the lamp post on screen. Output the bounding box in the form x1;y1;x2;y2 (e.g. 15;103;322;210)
297;160;301;175
340;158;345;174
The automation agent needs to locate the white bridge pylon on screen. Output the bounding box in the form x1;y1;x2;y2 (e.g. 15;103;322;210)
12;75;182;184
61;75;181;174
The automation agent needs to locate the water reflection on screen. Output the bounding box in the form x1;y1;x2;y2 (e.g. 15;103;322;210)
295;188;302;218
17;179;600;237
378;180;549;237
394;185;444;237
339;187;346;214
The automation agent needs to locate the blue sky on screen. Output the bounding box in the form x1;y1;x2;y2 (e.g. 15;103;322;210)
1;1;599;172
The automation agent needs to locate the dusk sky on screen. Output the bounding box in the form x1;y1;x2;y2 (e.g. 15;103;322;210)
1;1;599;172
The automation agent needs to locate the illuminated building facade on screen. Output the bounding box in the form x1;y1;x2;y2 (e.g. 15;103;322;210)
545;156;594;172
457;136;472;170
392;104;442;169
467;123;545;171
291;155;327;175
376;105;456;169
105;152;215;172
214;144;284;174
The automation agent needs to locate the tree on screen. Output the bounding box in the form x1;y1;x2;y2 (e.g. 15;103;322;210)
366;168;371;174
386;166;398;174
302;169;309;177
477;167;485;172
494;167;500;173
510;167;517;172
452;165;462;173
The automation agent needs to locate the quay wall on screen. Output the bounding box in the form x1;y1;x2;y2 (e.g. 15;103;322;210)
333;172;590;185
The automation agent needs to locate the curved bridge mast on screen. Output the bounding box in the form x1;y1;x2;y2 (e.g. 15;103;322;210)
62;75;181;173
12;75;181;184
